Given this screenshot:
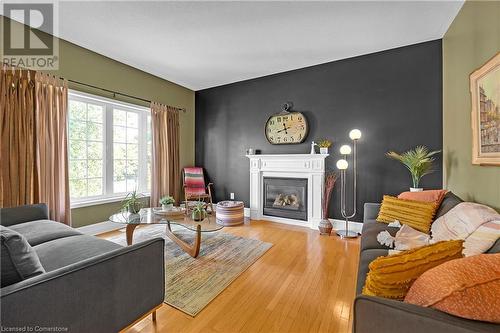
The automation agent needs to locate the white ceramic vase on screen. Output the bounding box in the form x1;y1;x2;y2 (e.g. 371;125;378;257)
320;147;329;155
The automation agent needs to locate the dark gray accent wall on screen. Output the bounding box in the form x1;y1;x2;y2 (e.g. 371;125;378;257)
195;40;443;222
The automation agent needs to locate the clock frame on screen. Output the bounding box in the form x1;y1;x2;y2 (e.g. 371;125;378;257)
265;111;309;145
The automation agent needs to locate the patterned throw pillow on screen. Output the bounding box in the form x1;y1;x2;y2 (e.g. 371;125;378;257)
362;240;463;300
405;253;500;323
377;195;438;233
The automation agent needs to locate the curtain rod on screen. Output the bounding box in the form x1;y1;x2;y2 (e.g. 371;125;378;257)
3;64;187;112
67;79;187;112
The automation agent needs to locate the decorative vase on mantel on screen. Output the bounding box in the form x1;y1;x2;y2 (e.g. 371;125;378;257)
318;171;338;235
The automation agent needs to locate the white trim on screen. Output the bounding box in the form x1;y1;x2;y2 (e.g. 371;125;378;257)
71;193;150;209
77;221;123;236
330;219;363;234
69;90;149;113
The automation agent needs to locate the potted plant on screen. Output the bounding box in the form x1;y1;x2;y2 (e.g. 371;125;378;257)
191;201;207;221
386;146;441;192
317;139;332;154
159;195;175;211
122;190;142;214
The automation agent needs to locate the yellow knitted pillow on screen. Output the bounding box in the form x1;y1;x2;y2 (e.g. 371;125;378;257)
377;195;438;233
362;240;464;300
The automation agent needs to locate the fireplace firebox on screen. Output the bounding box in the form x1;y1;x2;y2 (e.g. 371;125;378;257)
263;177;308;221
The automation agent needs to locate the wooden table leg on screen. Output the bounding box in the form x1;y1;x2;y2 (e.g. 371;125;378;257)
152;310;156;322
165;221;202;258
126;224;138;245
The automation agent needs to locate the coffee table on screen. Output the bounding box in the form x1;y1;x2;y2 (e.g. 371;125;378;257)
109;208;223;258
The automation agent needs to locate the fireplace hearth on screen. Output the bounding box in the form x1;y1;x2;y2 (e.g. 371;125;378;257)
263;177;308;221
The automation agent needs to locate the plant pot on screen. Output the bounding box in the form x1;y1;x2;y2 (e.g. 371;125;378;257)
318;218;333;235
410;187;423;192
127;203;141;214
191;210;207;221
320;147;329;155
162;203;174;211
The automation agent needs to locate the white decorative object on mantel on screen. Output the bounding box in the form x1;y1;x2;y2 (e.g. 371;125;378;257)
246;154;328;229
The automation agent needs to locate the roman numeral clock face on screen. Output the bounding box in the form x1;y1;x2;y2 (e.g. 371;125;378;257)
265;112;309;144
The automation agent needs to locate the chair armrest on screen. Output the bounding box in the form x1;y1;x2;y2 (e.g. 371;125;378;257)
207;183;214;187
354;295;499;333
1;238;165;332
363;203;381;222
0;204;49;226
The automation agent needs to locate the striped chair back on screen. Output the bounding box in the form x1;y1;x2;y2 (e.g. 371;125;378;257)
184;167;207;196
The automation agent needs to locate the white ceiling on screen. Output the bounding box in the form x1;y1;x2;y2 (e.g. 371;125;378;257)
8;1;464;90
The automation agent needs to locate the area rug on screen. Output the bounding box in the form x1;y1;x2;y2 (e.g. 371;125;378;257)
107;225;272;316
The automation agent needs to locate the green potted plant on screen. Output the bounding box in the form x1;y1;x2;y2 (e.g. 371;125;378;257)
122;190;142;214
386;146;441;192
317;139;332;154
159;195;175;211
191;201;207;221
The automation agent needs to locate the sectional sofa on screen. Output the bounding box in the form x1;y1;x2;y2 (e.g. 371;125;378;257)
354;193;500;333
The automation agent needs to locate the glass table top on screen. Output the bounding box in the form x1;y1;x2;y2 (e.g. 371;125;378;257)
109;208;223;232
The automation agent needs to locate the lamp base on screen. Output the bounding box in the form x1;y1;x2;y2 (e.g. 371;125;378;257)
336;230;359;239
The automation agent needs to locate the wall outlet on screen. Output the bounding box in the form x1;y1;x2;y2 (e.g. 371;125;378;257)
230;192;235;200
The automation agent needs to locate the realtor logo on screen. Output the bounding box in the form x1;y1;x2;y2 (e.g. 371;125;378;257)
1;1;59;69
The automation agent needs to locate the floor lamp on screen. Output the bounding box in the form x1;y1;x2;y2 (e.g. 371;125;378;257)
336;129;362;239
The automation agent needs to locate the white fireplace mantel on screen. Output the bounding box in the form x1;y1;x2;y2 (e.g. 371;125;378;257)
246;154;328;229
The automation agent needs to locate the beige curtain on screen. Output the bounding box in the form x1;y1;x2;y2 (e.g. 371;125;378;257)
150;102;180;207
0;66;38;207
34;72;71;225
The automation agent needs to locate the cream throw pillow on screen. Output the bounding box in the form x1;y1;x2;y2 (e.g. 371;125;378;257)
431;202;500;256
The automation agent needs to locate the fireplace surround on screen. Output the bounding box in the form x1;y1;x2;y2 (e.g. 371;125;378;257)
246;154;327;229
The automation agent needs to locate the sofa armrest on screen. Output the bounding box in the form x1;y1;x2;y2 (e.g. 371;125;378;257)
363;203;381;222
354;295;499;333
1;238;165;333
0;204;49;227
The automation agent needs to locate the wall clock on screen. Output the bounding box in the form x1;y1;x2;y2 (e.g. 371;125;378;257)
265;102;309;145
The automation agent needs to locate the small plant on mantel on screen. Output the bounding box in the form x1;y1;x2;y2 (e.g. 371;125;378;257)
122;190;142;214
316;139;332;154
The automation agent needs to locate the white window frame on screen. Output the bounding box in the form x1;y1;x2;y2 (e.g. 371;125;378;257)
68;90;151;208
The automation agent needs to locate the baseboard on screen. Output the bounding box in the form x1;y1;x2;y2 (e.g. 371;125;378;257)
77;221;123;235
244;207;251;217
329;219;363;234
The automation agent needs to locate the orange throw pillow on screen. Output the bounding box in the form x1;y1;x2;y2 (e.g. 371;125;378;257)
398;189;448;206
405;253;500;323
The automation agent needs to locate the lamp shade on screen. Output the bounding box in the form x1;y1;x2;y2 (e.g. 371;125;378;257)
336;159;348;170
339;145;352;155
349;129;362;140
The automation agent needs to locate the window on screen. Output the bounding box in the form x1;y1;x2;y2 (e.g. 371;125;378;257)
68;91;151;206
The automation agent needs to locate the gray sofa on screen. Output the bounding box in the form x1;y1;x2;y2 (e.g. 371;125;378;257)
354;193;500;333
1;204;165;332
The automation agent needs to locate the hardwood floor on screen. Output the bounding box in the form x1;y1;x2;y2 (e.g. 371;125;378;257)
102;220;360;333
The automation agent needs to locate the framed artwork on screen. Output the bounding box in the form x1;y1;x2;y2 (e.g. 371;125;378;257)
470;52;500;166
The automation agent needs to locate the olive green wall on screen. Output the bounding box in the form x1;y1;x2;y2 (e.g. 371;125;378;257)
1;17;195;227
442;0;500;211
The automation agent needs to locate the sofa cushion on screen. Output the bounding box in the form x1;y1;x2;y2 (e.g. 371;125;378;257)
405;253;500;323
34;234;123;271
356;249;389;295
361;219;400;251
434;192;463;220
0;204;48;227
9;220;82;246
1;225;45;287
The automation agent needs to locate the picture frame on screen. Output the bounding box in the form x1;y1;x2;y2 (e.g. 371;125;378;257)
470;52;500;166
